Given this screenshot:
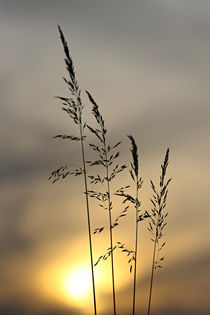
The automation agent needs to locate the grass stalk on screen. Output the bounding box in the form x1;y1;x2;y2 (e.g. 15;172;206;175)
86;91;122;315
51;26;97;315
147;236;157;315
104;138;117;315
78;110;97;315
147;148;171;315
132;184;139;315
127;136;141;315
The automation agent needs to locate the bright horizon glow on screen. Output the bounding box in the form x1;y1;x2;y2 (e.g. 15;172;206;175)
65;267;92;299
38;238;133;313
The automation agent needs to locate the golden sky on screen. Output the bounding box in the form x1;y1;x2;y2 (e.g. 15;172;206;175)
0;1;210;315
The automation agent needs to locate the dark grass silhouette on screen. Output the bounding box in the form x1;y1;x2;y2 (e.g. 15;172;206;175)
147;149;171;315
127;135;143;315
115;136;149;315
49;26;172;315
49;26;97;315
86;91;127;315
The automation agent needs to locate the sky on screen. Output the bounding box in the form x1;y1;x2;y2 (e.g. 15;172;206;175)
0;1;210;314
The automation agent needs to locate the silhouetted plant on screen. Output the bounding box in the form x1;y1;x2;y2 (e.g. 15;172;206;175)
115;136;149;315
49;26;173;315
85;91;127;315
49;26;97;315
147;149;171;315
128;135;143;315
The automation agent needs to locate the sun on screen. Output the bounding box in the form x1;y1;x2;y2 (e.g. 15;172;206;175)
65;266;92;299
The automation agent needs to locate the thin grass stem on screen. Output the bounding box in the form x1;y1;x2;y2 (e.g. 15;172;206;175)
53;27;98;315
79;109;97;315
85;91;121;315
132;183;139;315
127;135;142;315
147;148;171;315
147;237;157;315
105;145;117;315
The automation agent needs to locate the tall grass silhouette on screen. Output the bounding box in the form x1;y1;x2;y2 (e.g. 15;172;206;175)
147;149;171;315
115;136;149;315
127;135;142;315
49;26;172;315
85;91;127;315
49;26;97;315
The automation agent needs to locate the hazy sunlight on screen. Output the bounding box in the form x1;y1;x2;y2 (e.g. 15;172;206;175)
65;267;92;299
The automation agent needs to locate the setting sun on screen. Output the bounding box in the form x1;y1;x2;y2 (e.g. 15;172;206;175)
65;267;92;299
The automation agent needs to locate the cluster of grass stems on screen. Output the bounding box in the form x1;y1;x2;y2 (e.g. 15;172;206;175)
49;26;171;315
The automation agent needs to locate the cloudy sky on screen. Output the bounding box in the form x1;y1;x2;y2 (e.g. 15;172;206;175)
0;1;210;315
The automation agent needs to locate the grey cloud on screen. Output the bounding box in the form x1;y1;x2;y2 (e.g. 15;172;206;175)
131;100;209;152
0;175;86;261
0;303;80;315
118;251;210;314
0;199;32;257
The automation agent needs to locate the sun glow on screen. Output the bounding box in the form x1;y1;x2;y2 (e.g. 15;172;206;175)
65;267;92;299
38;238;124;311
